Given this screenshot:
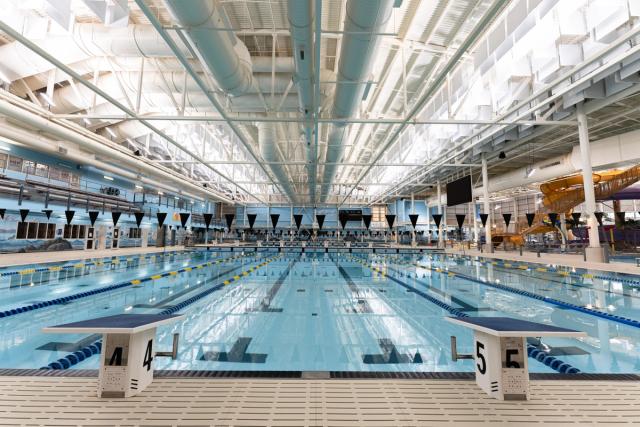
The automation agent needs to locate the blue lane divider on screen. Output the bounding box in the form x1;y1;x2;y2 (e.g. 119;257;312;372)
419;263;640;330
0;253;247;320
41;256;278;370
0;250;189;277
349;255;581;374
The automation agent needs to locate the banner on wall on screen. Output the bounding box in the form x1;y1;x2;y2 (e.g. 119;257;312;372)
247;213;257;230
362;214;372;230
409;214;419;229
65;210;75;225
270;214;280;230
42;209;53;220
432;214;442;228
316;214;325;230
479;213;489;227
89;211;99;226
19;209;29;223
0;208;4;219
156;212;167;228
112;211;122;226
525;213;535;227
571;212;581;224
385;214;396;230
203;213;213;230
339;213;348;230
548;213;558;226
179;213;190;228
594;211;604;226
134;212;145;228
502;213;512;228
455;214;465;230
225;214;235;231
293;214;303;230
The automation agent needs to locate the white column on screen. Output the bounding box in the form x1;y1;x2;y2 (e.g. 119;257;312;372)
481;154;492;252
472;200;479;244
577;102;603;261
437;181;444;248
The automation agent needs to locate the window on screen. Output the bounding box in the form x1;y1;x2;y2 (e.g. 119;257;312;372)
16;221;56;240
70;173;80;187
7;155;22;172
63;224;85;239
22;160;36;175
0;152;8;169
49;167;62;181
128;227;142;239
35;163;49;178
372;205;386;223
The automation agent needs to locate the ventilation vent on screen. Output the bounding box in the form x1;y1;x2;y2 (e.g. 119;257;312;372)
540;161;561;170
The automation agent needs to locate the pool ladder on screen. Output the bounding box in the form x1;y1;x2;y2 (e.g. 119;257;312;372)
450;336;473;362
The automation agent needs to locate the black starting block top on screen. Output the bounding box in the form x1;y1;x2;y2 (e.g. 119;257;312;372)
445;317;586;337
43;314;184;334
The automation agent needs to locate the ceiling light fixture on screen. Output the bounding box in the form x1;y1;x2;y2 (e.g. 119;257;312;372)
103;175;114;181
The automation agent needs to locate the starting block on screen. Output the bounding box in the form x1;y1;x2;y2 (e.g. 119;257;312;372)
44;314;183;398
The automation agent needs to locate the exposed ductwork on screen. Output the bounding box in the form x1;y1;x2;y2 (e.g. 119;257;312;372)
258;122;297;204
164;0;297;202
319;0;394;202
288;0;316;202
0;98;233;203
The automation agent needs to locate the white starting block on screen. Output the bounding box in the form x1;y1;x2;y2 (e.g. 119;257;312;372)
446;317;586;401
44;314;183;398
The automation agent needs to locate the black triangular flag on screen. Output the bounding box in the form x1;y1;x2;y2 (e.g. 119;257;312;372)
134;212;145;228
112;211;121;226
203;213;213;230
0;208;4;219
339;213;348;230
385;214;396;230
479;213;489;227
615;211;626;225
247;213;257;230
594;211;604;226
432;214;442;228
180;212;190;228
19;209;29;222
525;213;536;227
156;212;167;228
571;212;581;225
316;214;325;230
409;214;419;229
502;213;512;228
293;214;303;230
88;211;99;226
362;214;372;230
270;214;280;230
548;213;558;225
65;210;75;225
225;214;235;231
456;214;465;230
42;209;53;220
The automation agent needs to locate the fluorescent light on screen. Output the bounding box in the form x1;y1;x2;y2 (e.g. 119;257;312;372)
526;167;537;178
103;175;114;181
105;127;117;138
40;93;56;106
135;185;143;190
158;191;164;195
0;70;11;84
0;145;10;151
83;118;91;125
174;196;180;200
494;205;501;210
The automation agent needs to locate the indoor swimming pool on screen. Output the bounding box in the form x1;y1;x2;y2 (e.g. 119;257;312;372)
1;249;639;374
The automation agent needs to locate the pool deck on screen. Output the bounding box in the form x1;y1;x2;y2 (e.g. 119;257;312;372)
446;248;640;276
0;246;186;268
0;375;638;426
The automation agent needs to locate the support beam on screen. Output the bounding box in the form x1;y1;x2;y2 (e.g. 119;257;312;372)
481;154;492;253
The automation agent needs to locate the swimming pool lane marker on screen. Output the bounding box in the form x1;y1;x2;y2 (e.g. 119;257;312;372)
347;255;581;374
42;255;281;370
1;250;191;277
0;252;252;319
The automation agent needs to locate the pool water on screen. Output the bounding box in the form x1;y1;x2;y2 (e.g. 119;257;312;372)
1;249;639;374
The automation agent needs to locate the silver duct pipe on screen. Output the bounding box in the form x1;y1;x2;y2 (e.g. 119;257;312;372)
288;0;316;203
163;0;253;96
258;122;297;203
0;98;232;203
164;0;297;202
320;0;394;203
0;23;191;82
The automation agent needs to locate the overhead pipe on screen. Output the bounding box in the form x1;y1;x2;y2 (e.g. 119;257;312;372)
0;99;231;203
319;0;395;202
164;0;298;202
288;0;316;201
258;122;297;204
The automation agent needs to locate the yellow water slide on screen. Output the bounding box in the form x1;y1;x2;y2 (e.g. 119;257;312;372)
491;164;640;246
